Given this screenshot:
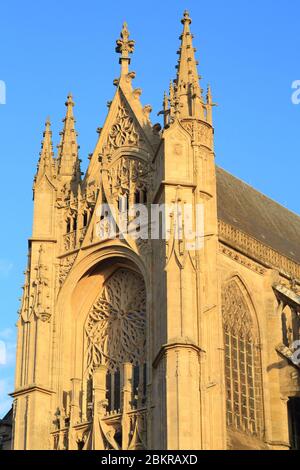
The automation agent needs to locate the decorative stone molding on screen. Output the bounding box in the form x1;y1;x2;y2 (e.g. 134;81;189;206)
152;340;203;369
108;156;151;197
20;245;51;323
181;119;213;149
63;231;77;252
59;254;77;287
218;220;300;280
219;243;266;275
102;103;139;157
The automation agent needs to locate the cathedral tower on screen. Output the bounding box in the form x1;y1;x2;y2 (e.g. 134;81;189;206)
12;12;300;451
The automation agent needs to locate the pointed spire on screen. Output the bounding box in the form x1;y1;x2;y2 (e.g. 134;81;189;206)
57;93;81;184
35;118;56;182
173;11;204;120
115;22;135;76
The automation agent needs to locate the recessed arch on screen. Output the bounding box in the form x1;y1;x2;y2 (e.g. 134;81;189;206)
53;244;150;406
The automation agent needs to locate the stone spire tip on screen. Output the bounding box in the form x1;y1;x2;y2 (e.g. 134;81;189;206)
66;93;74;107
115;21;135;75
181;10;192;25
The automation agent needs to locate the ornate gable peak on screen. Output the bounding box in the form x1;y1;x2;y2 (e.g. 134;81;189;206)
102;99;140;157
95;89;156;168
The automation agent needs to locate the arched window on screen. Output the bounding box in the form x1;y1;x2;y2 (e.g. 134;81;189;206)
134;190;140;204
134;189;147;205
83;211;88;228
222;279;264;437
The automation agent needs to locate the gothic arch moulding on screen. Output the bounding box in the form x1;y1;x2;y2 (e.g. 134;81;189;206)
53;246;149;394
221;275;261;342
52;254;149;450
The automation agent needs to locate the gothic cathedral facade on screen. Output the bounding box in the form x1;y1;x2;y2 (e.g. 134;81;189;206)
12;12;300;450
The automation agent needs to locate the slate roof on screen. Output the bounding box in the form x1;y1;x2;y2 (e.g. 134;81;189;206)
216;167;300;265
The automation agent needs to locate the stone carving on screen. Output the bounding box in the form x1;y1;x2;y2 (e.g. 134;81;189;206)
219;220;300;280
31;245;51;322
59;254;77;286
21;245;51;323
63;231;77;252
115;22;135;59
222;279;255;338
85;269;146;375
103;104;139;156
109;156;150;196
220;244;266;275
19;269;30;323
181;120;213;148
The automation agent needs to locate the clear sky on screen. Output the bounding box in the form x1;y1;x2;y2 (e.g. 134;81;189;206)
0;0;299;415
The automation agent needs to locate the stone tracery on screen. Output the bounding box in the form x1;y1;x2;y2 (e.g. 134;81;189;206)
222;279;264;438
85;269;146;375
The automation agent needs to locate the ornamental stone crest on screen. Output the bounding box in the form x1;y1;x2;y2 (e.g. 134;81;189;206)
109;156;150;195
85;269;146;375
103;104;139;157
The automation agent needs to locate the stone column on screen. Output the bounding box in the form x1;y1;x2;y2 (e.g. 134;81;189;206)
122;362;133;449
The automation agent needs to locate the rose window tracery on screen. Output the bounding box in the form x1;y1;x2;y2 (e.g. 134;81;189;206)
85;269;146;375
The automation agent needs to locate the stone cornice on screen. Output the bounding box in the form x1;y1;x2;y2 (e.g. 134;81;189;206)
152;339;203;369
152;180;196;204
28;237;57;244
218;220;300;280
219;243;267;276
10;385;54;398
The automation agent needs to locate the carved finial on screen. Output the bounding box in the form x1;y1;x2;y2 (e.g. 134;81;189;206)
66;93;74;108
34;117;55;185
181;10;192;25
206;84;212;105
115;22;135;76
163;91;169;111
169;81;175;100
57;93;81;185
45;116;51;130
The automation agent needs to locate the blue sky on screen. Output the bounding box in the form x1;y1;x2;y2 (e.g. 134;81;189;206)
0;0;299;415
